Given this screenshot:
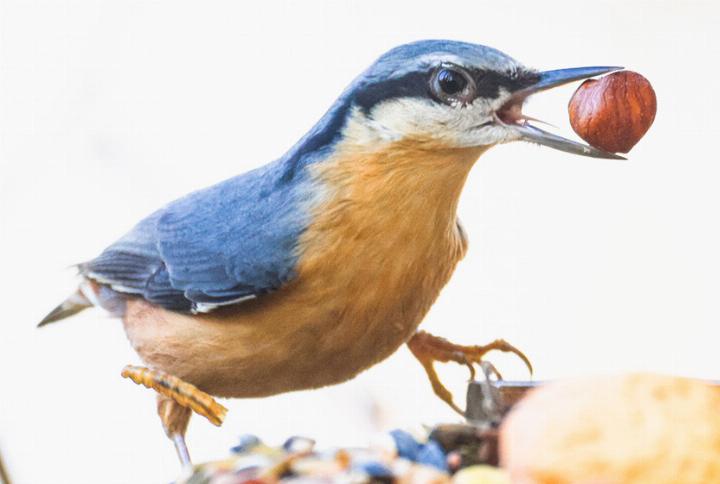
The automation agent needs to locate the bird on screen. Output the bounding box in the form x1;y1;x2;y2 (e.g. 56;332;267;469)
39;39;622;466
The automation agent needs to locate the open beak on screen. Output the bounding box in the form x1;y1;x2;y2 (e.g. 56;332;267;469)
497;66;626;159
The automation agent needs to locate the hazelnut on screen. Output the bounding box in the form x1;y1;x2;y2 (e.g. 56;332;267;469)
568;71;656;153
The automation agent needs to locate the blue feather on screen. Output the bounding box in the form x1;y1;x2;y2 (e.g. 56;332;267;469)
85;156;322;312
83;40;523;312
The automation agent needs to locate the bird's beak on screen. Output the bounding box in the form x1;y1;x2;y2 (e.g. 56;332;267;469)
499;66;626;159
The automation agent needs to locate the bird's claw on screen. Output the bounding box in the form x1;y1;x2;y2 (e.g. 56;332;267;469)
464;358;502;382
407;331;533;416
450;338;532;383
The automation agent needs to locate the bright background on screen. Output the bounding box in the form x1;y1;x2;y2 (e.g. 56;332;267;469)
1;1;718;482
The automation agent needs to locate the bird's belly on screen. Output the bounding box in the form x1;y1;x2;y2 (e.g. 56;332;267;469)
119;137;479;399
123;227;467;397
122;279;435;398
123;165;469;398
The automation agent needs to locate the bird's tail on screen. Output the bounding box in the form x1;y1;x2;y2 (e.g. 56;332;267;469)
38;288;93;327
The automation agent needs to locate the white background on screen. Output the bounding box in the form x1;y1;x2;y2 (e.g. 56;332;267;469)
1;1;718;482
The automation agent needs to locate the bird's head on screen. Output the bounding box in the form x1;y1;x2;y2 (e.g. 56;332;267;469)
329;40;622;159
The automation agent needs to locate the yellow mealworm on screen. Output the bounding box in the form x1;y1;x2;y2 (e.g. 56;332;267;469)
121;365;227;426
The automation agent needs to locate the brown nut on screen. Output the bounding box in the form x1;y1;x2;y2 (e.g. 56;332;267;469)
568;71;656;153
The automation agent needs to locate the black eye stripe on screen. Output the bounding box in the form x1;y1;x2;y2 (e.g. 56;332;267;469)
470;68;540;98
353;67;540;114
354;71;431;114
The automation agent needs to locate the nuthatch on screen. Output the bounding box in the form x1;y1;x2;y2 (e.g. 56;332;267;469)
39;40;621;465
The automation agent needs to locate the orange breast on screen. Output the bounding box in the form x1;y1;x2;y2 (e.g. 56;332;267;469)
123;139;485;398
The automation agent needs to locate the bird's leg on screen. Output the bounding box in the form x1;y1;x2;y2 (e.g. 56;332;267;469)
157;394;193;467
407;331;532;416
121;365;228;466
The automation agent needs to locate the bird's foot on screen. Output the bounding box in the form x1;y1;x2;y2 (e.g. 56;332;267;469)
157;394;193;467
121;365;228;426
407;331;532;416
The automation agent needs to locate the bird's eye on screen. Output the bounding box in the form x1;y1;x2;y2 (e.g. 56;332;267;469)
431;66;476;105
437;69;466;95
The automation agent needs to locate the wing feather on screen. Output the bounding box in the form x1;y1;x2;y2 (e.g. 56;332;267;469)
83;160;314;312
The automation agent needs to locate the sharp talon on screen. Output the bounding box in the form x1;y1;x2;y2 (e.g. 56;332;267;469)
492;365;504;381
407;331;533;414
466;362;476;381
504;344;534;376
491;339;533;376
520;352;534;376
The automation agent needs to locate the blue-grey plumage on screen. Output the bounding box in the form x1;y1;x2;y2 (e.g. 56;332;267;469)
56;40;620;319
78;40;535;313
84;158;315;312
39;40;621;444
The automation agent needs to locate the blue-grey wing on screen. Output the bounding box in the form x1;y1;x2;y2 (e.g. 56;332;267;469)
83;160;314;312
